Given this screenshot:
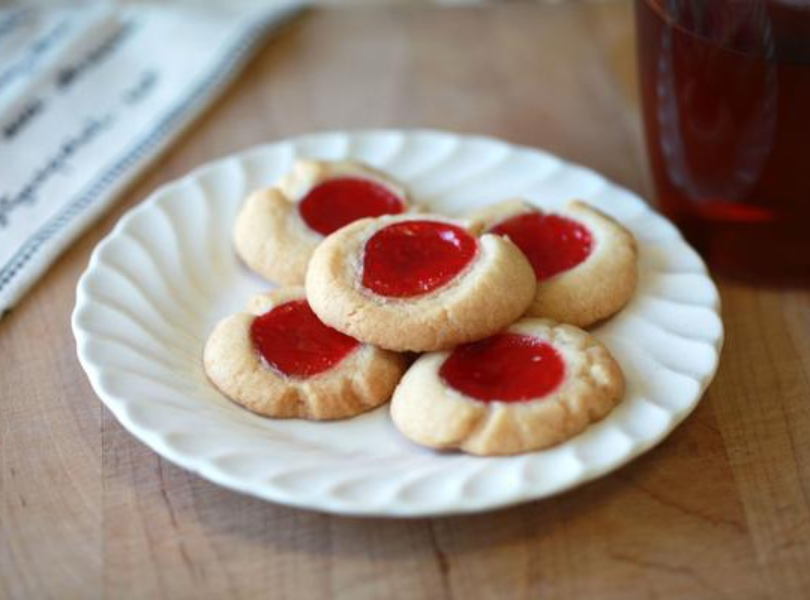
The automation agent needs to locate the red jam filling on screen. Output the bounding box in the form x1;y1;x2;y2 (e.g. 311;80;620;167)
361;220;478;298
249;300;359;378
439;333;565;402
490;212;593;281
298;177;404;236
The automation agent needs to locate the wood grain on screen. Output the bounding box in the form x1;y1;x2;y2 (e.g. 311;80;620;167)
2;2;809;598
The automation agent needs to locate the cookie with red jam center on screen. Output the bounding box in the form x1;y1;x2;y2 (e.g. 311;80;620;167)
470;199;638;328
391;318;625;455
305;214;537;352
204;287;406;420
234;159;411;285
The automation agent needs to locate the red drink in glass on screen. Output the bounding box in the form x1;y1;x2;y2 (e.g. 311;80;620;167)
635;0;810;283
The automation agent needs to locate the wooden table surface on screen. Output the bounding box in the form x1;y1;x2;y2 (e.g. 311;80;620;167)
2;2;810;598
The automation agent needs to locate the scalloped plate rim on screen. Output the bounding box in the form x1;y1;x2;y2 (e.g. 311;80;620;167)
72;128;724;517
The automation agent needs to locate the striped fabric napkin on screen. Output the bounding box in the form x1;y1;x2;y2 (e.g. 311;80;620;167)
0;1;299;317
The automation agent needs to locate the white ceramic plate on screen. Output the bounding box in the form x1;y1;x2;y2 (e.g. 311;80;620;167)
73;130;723;517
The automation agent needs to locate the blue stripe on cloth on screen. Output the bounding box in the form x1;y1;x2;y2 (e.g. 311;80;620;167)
0;8;291;296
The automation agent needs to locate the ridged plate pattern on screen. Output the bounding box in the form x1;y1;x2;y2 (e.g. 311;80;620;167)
72;130;723;516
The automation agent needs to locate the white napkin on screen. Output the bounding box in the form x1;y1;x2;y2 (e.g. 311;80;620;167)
0;2;299;317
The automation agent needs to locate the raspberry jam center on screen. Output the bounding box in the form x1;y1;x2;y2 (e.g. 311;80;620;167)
361;220;478;298
250;300;359;378
490;212;593;280
439;333;565;402
299;177;404;236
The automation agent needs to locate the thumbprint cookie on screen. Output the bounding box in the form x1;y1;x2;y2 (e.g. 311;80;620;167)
204;287;406;420
305;214;537;352
234;159;412;285
390;318;624;455
470;199;637;327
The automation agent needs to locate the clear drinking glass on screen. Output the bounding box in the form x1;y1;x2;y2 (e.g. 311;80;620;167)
635;0;810;284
